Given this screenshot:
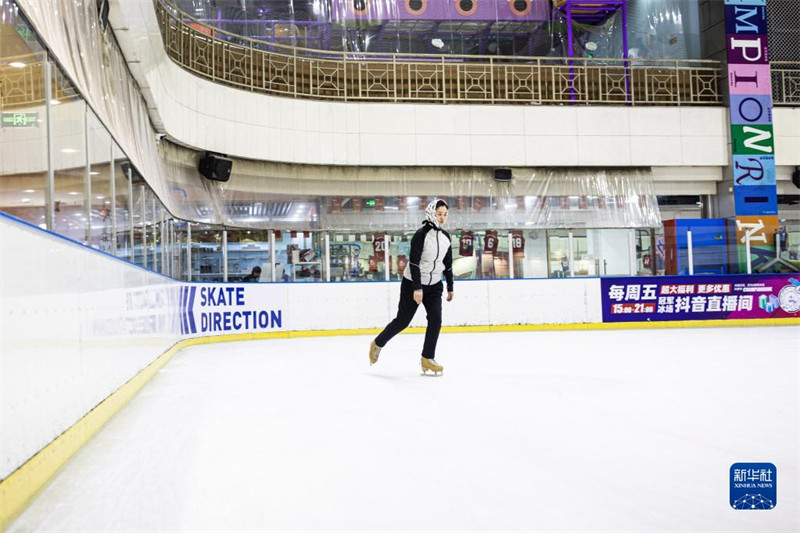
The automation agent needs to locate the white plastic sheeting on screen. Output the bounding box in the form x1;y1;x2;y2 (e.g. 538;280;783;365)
14;0;175;215
162;141;662;230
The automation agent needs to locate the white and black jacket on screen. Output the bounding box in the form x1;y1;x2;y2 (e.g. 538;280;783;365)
403;220;454;292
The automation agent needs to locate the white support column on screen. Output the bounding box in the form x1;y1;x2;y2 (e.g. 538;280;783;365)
141;186;147;269
44;60;55;231
109;143;116;256
324;233;331;282
84;107;91;244
187;223;193;282
222;229;228;282
745;233;752;274
128;168;134;262
384;234;390;282
269;230;276;282
568;231;575;278
507;231;515;279
687;230;694;275
628;229;637;275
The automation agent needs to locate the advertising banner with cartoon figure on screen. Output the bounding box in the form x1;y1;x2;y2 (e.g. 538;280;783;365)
601;275;800;323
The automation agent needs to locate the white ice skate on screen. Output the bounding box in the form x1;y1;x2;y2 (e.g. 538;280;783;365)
421;357;443;376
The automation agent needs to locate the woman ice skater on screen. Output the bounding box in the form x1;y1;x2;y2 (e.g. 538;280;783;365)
369;198;454;375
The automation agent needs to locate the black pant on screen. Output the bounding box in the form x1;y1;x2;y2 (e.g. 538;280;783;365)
375;278;443;359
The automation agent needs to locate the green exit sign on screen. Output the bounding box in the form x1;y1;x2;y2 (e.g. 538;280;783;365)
1;112;39;128
365;199;376;207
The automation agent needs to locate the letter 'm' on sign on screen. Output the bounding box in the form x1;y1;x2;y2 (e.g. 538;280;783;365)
734;6;761;32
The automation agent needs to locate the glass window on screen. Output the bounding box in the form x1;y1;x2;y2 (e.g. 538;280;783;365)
636;229;656;276
131;175;148;269
449;229;478;280
275;230;322;282
329;233;375;282
0;12;47;227
227;229;271;282
474;230;509;280
173;221;191;281
192;225;224;282
547;230;572;278
113;145;132;261
87;110;112;252
52;79;87;243
513;229;548;279
387;231;415;281
587;229;632;277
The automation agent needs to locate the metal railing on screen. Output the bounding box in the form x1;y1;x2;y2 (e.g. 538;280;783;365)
772;62;800;106
0;55;78;109
155;0;722;106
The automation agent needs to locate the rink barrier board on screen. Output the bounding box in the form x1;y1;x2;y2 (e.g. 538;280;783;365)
1;320;798;530
181;317;800;344
0;341;184;531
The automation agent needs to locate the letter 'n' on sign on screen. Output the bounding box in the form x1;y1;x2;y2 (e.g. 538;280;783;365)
735;216;777;246
731;125;774;154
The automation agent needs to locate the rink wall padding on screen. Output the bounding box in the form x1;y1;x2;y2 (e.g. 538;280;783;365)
2;213;800;529
0;342;184;531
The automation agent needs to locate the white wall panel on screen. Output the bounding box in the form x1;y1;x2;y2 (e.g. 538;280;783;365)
630;137;683;166
681;135;728;166
523;107;579;137
471;135;526;166
629;108;682;136
525;136;580;166
578;107;631;136
774;108;800;167
578;136;632;166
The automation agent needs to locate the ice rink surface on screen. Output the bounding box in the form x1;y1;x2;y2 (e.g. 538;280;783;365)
9;326;800;532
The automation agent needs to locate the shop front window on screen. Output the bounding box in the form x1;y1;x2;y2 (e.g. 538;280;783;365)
586;229;630;277
274;230;322;282
636;229;657;276
192;225;224;282
227;229;271;282
547;230;571;278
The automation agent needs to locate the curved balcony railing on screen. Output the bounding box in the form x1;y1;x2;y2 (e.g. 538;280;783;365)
154;0;722;106
0;54;78;110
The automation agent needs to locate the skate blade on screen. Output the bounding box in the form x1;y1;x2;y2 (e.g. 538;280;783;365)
420;370;443;377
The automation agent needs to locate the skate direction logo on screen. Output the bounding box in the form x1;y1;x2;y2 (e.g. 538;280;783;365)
730;463;776;510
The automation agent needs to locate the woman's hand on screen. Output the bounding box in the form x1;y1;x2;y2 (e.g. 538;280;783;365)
413;290;423;304
446;291;454;302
